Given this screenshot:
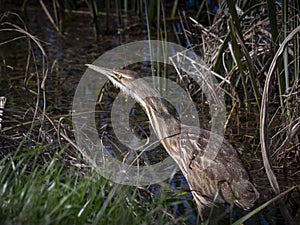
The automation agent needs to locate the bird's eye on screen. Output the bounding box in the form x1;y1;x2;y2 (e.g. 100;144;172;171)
114;72;122;79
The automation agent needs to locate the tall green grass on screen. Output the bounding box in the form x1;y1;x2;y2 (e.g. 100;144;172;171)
0;147;188;225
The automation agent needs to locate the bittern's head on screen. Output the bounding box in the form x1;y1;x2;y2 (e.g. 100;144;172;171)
86;64;137;86
86;64;180;139
86;64;150;106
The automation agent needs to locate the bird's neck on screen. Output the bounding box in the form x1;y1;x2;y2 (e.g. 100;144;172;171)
143;96;181;141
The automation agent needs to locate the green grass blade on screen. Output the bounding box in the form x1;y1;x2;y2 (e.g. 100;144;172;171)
227;0;243;38
266;0;285;109
229;20;249;107
171;0;178;18
266;0;279;45
282;0;289;91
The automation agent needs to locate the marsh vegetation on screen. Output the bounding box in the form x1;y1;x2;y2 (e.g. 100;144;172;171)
0;1;299;224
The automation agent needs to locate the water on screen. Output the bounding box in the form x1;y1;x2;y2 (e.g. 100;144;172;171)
0;2;299;225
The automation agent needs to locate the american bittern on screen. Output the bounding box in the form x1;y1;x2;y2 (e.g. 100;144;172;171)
87;64;259;218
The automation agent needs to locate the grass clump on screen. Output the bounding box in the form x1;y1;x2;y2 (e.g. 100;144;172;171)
0;148;187;225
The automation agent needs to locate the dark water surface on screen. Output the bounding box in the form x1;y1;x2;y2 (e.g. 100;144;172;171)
0;3;298;225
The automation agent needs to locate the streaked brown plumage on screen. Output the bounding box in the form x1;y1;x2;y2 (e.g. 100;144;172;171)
87;64;259;218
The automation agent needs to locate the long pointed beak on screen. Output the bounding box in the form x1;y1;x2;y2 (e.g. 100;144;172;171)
85;64;119;80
